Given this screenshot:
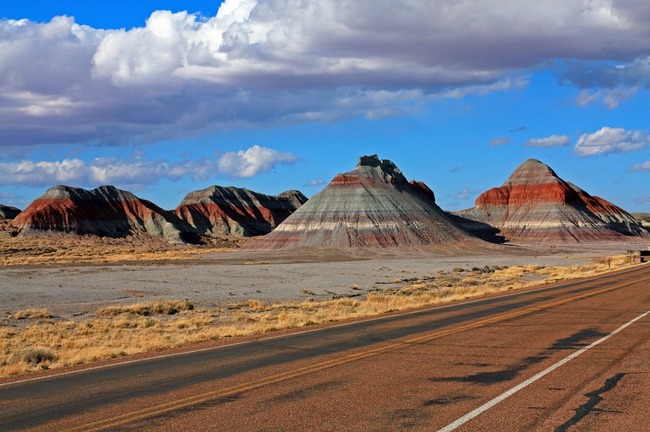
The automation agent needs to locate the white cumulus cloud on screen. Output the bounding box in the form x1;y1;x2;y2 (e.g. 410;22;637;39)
218;145;297;178
575;87;638;109
575;127;650;156
0;159;86;186
1;1;650;146
525;134;571;148
0;146;296;187
630;161;650;172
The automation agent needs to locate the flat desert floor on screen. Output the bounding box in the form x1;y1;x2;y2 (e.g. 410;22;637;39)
1;239;645;320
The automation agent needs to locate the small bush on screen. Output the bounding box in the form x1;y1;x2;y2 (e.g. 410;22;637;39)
143;318;158;328
15;347;57;365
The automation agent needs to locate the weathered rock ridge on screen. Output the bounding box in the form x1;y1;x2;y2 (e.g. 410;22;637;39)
245;155;473;249
11;184;307;243
11;186;189;243
0;204;20;220
456;159;648;243
175;186;307;237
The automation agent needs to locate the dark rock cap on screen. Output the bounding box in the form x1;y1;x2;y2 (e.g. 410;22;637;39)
0;204;21;220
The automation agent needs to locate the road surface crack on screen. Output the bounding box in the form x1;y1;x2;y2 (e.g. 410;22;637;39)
554;372;626;432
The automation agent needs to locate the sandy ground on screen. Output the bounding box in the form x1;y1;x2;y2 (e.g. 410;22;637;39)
1;241;645;319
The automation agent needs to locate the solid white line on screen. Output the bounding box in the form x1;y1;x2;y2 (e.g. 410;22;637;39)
437;308;650;432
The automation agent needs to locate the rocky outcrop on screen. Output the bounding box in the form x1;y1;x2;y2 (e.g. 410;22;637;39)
0;205;20;220
11;185;189;243
409;180;436;204
175;186;307;237
456;159;648;243
245;155;473;249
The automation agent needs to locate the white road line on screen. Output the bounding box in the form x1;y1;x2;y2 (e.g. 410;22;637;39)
437;308;650;432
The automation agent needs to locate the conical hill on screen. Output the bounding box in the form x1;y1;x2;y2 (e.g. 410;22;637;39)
245;155;473;249
456;159;648;243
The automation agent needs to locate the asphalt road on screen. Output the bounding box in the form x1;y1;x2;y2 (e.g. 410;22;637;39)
1;264;649;431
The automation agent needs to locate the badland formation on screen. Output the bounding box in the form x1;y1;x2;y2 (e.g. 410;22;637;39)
3;156;648;247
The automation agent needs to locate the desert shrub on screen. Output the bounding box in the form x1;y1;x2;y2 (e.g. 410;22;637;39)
143;318;159;328
14;347;57;365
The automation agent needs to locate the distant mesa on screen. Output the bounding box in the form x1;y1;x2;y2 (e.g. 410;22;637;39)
245;154;473;249
0;204;21;220
175;186;307;238
456;159;648;243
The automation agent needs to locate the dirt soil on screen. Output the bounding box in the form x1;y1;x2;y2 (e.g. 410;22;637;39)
1;230;647;320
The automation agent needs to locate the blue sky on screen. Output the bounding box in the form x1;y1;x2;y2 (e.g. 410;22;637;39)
1;1;649;211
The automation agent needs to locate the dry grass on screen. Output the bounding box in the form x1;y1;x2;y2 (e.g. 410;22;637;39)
0;233;234;266
11;308;53;320
0;254;639;378
96;300;194;316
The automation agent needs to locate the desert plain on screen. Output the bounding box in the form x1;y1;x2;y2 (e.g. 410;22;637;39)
1;226;647;379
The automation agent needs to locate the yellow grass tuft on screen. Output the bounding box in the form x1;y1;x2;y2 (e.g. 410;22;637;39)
96;300;194;316
12;308;53;320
